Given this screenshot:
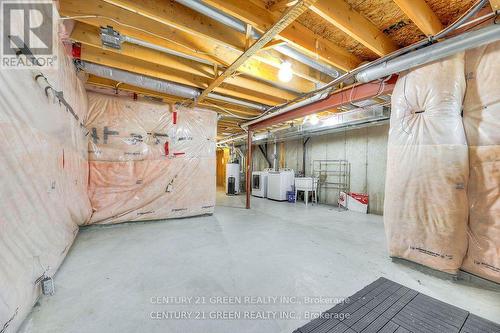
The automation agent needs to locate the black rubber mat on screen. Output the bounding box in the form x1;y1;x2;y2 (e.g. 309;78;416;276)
293;277;500;333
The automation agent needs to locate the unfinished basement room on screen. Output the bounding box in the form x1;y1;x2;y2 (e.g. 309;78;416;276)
1;0;500;332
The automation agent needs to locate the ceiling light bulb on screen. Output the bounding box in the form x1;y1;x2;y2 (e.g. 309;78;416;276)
309;114;320;125
278;61;293;82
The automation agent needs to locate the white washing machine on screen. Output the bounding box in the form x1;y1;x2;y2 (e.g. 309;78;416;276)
252;170;269;197
267;169;295;201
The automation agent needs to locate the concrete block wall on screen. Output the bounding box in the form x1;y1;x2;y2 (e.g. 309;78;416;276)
251;123;389;215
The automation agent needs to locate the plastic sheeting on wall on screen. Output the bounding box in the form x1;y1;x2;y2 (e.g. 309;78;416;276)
383;54;469;274
85;92;217;224
0;17;91;333
461;42;500;283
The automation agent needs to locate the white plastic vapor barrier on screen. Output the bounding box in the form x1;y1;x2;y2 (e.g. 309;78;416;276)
0;18;92;333
462;42;500;283
383;54;469;274
85;93;217;224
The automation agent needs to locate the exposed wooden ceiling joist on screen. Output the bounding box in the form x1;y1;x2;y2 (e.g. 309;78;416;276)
58;0;224;63
71;22;301;101
196;0;319;104
86;75;263;117
310;0;398;56
254;49;330;83
392;0;444;36
80;44;287;106
101;0;247;50
270;0;299;12
260;39;287;51
59;0;326;87
202;0;363;71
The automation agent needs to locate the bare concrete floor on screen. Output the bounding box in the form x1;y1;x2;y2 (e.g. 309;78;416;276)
20;192;500;333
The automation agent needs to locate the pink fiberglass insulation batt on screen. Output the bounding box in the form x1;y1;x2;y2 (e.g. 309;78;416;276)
85;93;217;224
0;16;92;333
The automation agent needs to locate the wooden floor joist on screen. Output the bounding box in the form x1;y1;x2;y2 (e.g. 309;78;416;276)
311;0;398;56
490;0;500;11
101;0;247;50
203;0;362;71
86;75;263;118
71;23;300;101
57;0;477;138
196;0;319;104
58;0;325;89
80;45;287;106
392;0;444;36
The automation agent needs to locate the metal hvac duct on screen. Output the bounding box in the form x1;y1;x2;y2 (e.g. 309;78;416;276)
274;45;340;78
176;0;254;37
79;61;200;99
208;93;266;110
175;0;340;78
78;61;267;110
122;35;213;65
356;24;500;83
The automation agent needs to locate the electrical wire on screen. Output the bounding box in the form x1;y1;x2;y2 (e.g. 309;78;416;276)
460;12;499;33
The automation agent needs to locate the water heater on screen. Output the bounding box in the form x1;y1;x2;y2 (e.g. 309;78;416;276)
226;163;240;195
